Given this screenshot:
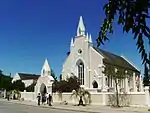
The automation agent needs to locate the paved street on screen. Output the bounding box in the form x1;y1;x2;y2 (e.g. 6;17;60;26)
0;100;84;113
1;99;150;113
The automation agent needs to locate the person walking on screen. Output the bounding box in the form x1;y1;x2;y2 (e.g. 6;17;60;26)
7;92;10;101
48;94;52;106
46;93;49;104
37;93;41;106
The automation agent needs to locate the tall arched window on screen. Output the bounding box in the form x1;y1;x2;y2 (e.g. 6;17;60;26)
77;60;84;85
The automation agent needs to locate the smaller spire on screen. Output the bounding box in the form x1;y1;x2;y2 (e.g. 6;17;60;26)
89;34;92;43
41;58;51;76
70;38;74;47
70;38;74;51
86;32;89;41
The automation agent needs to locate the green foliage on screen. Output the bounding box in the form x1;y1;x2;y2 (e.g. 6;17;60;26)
103;63;132;107
51;69;57;81
103;63;129;79
0;72;12;91
52;76;80;93
67;52;70;56
0;69;3;75
143;63;150;86
71;87;91;105
97;0;150;65
59;74;62;81
12;80;25;92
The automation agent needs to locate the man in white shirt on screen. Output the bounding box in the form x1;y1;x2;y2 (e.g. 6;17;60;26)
46;93;49;104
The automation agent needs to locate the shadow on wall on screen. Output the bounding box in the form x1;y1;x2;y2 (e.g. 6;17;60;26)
107;93;131;107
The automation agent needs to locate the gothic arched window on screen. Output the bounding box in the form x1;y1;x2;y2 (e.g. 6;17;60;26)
77;60;84;85
93;80;98;88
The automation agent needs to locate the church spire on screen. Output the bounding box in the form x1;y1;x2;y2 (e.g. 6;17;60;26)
86;32;89;41
89;34;93;43
77;16;85;36
41;58;51;77
70;38;74;51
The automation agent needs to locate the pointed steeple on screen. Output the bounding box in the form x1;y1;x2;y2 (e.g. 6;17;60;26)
70;38;74;51
41;58;51;77
89;34;92;43
77;16;85;36
86;32;89;41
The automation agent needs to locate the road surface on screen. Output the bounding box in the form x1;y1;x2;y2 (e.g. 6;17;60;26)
0;100;84;113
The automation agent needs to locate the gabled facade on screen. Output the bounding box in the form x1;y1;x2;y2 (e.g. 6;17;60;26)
61;16;143;92
35;58;54;95
12;73;40;87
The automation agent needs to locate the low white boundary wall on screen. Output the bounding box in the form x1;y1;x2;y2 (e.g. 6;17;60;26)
20;91;147;106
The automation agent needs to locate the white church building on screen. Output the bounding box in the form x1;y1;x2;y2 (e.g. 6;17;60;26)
61;16;143;93
20;16;150;106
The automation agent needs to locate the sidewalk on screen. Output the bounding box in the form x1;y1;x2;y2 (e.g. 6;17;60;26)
1;99;150;113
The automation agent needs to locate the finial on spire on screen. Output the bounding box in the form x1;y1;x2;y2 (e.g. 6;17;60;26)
86;32;89;41
41;58;51;76
77;16;85;36
70;38;74;51
89;34;92;43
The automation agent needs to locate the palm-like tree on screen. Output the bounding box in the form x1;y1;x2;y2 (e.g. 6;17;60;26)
71;87;91;106
11;89;21;100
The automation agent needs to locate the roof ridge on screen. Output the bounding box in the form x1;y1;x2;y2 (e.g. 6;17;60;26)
93;46;121;57
121;55;140;71
18;73;40;76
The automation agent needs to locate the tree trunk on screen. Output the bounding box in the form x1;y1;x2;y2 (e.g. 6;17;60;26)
78;96;83;106
115;79;119;107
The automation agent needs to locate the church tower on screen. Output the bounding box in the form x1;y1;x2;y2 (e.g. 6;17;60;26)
76;16;93;44
77;16;86;36
41;58;51;77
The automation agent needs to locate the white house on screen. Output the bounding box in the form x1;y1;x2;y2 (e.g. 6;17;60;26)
61;16;143;93
12;73;40;87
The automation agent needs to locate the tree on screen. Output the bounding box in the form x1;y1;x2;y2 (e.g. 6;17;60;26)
51;69;57;81
0;69;3;75
0;72;12;91
97;0;150;65
143;63;150;86
52;76;80;93
71;87;91;106
59;74;62;81
103;63;131;107
67;52;70;56
12;80;25;92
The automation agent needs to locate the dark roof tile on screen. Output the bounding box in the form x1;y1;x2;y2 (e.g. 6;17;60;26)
93;46;140;73
18;73;40;80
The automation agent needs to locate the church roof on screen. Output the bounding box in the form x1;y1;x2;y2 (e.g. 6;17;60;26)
18;73;40;80
93;46;140;73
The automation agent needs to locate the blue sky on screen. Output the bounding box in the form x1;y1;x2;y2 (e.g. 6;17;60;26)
0;0;148;77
